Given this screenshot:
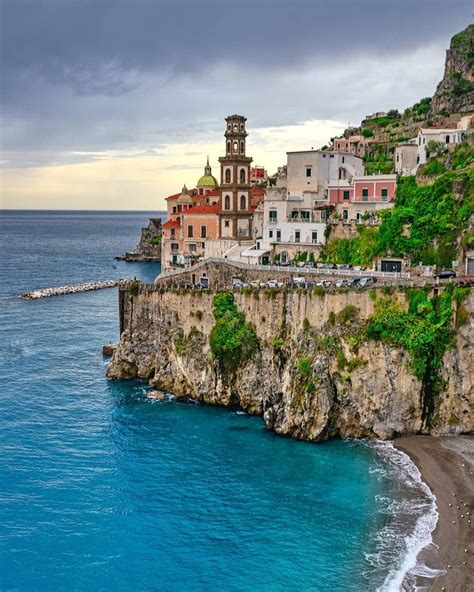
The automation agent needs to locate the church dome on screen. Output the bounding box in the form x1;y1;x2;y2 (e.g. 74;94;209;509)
196;157;219;188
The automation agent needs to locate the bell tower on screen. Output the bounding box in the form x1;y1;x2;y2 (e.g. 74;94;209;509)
218;114;253;240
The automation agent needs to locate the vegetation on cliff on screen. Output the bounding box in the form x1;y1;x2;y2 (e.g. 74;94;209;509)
322;143;474;268
364;286;469;425
209;292;258;370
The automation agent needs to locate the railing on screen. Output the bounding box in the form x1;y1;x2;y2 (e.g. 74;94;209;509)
155;256;412;281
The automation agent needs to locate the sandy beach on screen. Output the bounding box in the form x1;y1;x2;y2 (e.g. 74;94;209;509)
395;436;474;591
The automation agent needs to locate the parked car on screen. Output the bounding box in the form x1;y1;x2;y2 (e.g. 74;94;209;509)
249;280;260;289
359;276;375;287
304;262;315;269
435;269;456;279
266;279;283;288
346;278;360;287
291;277;306;288
335;279;347;288
232;280;244;290
316;280;332;288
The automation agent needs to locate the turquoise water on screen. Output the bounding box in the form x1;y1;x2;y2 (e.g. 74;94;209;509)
0;211;434;591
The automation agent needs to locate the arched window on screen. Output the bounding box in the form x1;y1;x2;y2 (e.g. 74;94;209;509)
240;168;245;183
225;195;231;209
225;168;231;184
240;140;244;153
227;141;231;154
240;195;246;210
233;141;238;153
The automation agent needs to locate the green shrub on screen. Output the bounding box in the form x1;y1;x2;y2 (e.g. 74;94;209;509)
195;309;203;321
306;381;315;394
209;292;258;369
272;336;284;349
362;128;374;138
336;349;347;370
337;305;358;324
297;358;312;375
312;286;325;298
148;235;162;245
128;280;140;296
328;311;336;326
448;414;460;426
302;318;310;332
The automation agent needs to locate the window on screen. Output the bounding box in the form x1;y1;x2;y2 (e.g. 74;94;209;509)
446;135;450;144
240;123;244;130
295;230;300;243
362;188;369;201
269;230;273;239
321;210;327;222
233;124;238;131
396;154;399;162
225;168;231;183
224;220;230;228
343;190;350;200
240;168;245;183
227;141;231;154
276;230;281;242
170;228;175;238
187;225;193;238
224;195;231;209
311;231;318;244
233;141;238;152
306;167;312;177
342;156;345;163
200;225;207;238
301;211;310;221
269;210;277;223
171;243;179;253
381;188;388;200
189;243;196;252
240;141;245;153
342;209;349;221
419;137;421;145
330;154;334;158
240;195;246;210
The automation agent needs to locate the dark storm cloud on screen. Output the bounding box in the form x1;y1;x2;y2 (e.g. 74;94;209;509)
0;0;472;166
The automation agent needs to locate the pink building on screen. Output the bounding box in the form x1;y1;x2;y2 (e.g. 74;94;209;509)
327;174;397;223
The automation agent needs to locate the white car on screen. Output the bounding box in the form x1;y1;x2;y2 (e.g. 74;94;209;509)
335;279;347;288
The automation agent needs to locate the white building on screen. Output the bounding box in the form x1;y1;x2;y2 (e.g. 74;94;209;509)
396;125;471;175
258;151;364;261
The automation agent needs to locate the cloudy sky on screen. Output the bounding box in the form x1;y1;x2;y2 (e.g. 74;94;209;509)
0;0;472;210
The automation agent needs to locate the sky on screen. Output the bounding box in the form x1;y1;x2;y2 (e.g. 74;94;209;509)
0;0;472;211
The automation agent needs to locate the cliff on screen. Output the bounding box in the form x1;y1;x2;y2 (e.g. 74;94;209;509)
429;24;474;117
116;218;162;262
107;284;473;442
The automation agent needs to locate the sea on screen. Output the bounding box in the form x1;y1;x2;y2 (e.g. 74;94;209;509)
0;210;438;592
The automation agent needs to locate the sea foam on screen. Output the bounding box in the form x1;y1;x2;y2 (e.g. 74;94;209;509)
368;441;443;592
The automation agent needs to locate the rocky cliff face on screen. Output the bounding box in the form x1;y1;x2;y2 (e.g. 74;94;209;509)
430;25;474;116
107;287;473;442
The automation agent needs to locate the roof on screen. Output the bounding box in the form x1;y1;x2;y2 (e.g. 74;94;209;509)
165;192;181;202
186;204;220;215
196;174;219;188
162;220;181;229
420;128;459;134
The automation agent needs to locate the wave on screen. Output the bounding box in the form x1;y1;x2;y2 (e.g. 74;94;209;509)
367;441;443;592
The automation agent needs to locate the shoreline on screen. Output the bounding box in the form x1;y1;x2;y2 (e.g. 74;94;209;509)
394;435;474;591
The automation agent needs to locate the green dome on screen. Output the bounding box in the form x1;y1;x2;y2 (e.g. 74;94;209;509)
197;157;219;188
197;174;219;187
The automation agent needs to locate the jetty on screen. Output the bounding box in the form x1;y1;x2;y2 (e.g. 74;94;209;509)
20;279;120;300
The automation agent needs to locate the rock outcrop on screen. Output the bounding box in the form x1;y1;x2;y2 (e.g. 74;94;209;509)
116;218;162;262
430;25;474;116
107;285;473;442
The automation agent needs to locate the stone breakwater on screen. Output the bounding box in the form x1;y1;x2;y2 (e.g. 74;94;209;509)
107;282;473;442
20;280;120;299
